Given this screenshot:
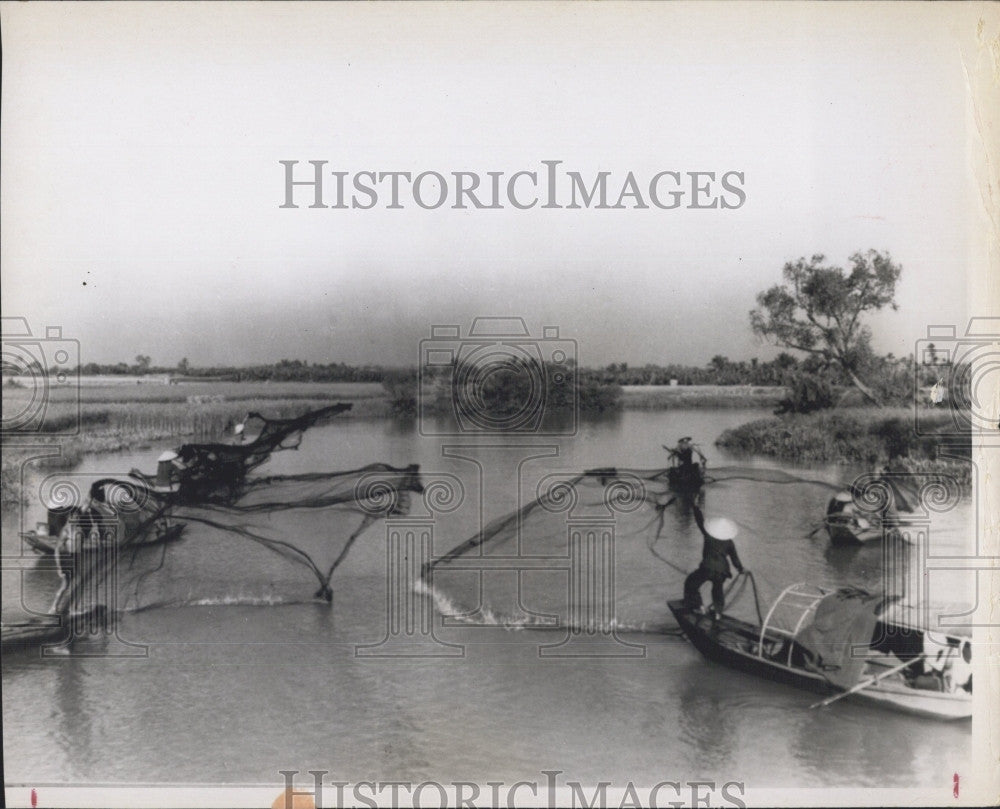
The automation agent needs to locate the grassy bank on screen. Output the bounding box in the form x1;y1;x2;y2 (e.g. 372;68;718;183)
621;385;785;409
715;408;971;484
1;382;387;505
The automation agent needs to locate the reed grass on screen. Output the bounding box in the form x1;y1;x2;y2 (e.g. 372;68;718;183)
621;385;785;409
0;383;388;505
716;408;970;468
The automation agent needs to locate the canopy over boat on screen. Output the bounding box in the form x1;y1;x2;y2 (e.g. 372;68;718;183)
669;580;973;720
757;583;880;689
757;582;972;691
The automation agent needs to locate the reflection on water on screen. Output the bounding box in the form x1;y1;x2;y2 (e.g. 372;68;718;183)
2;409;974;789
676;678;738;771
54;661;93;781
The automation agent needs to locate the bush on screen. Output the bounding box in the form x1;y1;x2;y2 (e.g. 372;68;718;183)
426;361;622;423
774;372;836;414
716;408;970;466
381;369;418;417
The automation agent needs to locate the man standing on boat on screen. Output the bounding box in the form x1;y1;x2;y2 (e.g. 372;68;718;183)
667;436;707;471
682;503;745;620
826;490;855;517
665;436;708;496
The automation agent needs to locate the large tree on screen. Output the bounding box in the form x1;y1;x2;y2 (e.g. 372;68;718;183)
749;250;902;406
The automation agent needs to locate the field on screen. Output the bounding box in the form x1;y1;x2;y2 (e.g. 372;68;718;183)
1;381;386;502
620;384;785;408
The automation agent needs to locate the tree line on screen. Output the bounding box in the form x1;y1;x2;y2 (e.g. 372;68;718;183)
60;354;830;387
16;248;948;413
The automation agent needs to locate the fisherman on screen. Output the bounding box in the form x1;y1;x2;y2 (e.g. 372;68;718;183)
948;640;972;694
51;511;91;614
665;436;708;494
668;436;707;471
683;503;745;620
826;490;855;517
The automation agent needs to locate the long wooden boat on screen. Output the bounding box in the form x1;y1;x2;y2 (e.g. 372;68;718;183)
1;619;70;653
824;513;904;545
667;464;705;496
668;583;972;721
20;522;186;556
825;513;882;545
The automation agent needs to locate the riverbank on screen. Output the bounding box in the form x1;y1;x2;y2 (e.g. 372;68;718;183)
0;381;388;505
2;381;783;470
621;384;785;409
0;380;836;508
715;408;972;485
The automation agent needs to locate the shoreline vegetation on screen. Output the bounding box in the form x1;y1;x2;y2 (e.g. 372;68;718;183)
0;378;780;505
5;252;967;502
716;409;973;489
1;374;970;504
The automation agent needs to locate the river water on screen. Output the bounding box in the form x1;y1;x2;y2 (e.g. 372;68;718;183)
1;409;974;793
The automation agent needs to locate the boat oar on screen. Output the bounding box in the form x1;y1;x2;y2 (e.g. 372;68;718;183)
809;657;921;709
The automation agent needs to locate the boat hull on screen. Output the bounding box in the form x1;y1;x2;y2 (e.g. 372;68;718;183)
19;523;186;557
826;523;880;545
20;530;58;555
1;620;69;653
668;600;971;720
825;521;904;546
667;465;704;496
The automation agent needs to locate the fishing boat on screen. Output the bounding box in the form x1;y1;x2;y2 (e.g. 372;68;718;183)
666;463;705;496
824;512;899;545
823;481;914;545
21;477;185;557
21;520;185;556
668;582;972;720
128;403;353;504
1;619;71;653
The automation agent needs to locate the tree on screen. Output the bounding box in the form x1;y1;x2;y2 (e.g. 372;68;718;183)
749;251;902;406
774;352;798;370
774;371;836;415
709;355;729;372
177;357;190;375
134;355;152;374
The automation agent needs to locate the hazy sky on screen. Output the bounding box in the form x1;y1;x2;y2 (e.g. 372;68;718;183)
0;3;985;368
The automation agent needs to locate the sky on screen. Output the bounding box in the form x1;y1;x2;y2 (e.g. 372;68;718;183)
0;2;989;369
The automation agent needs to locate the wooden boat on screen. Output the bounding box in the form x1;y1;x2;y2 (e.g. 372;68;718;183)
20;525;60;555
668;582;972;721
1;619;70;653
1;606;114;654
825;513;901;545
663;461;706;497
20;521;186;556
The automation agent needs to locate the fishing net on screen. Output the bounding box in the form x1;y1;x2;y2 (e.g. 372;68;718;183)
41;405;429;617
422;466;845;634
37;392;941;638
128;403;353;504
52;464;424;616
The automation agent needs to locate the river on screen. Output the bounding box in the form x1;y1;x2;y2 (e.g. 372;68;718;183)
1;408;973;793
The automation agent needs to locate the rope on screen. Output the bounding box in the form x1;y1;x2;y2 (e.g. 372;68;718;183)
722;570;765;626
646;500;690;576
